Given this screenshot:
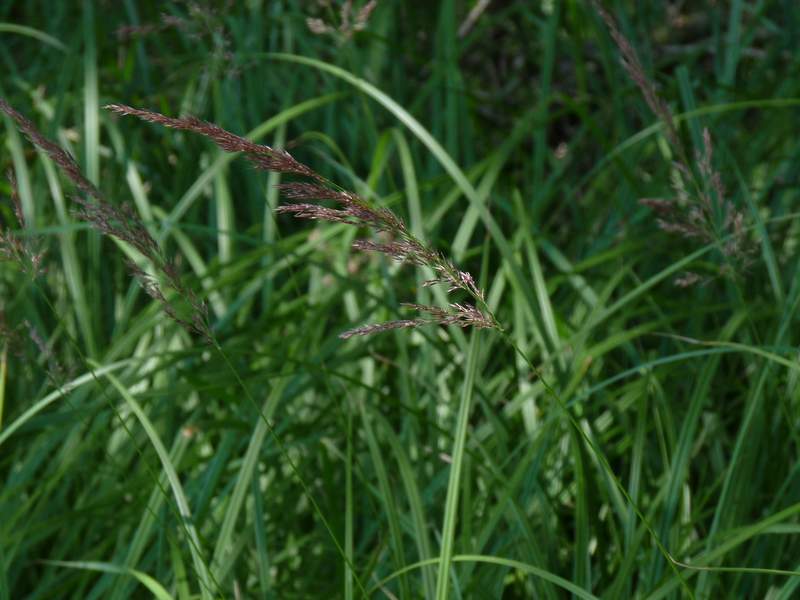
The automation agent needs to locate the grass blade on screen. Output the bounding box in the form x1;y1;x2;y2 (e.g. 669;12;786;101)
434;330;482;600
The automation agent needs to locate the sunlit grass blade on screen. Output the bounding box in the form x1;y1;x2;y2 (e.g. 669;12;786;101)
41;561;173;600
434;330;481;600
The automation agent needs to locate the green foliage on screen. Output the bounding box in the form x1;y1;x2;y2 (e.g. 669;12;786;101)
2;1;800;598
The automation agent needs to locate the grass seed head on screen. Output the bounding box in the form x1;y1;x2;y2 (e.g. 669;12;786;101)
106;103;495;339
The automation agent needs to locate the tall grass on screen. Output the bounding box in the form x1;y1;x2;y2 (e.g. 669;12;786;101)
2;2;800;599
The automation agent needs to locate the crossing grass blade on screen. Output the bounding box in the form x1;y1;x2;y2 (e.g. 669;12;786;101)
41;561;174;600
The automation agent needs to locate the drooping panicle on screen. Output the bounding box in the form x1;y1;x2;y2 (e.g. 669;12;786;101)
105;104;322;179
105;102;496;338
1;97;209;340
0;98;102;201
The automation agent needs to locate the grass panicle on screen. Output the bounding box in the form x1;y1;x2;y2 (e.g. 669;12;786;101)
592;2;752;285
107;103;497;339
306;0;378;39
1;170;45;275
0;98;101;201
0;98;210;340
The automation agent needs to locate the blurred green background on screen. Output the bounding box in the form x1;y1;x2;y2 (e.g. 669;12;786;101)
2;1;800;598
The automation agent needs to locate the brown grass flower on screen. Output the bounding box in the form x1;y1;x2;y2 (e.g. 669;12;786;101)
591;3;752;284
307;0;378;40
107;102;496;339
340;302;495;340
0;99;101;202
0;98;210;340
24;319;68;385
1;170;45;275
105;104;321;180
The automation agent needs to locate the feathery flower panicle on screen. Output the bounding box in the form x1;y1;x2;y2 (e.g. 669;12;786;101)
108;103;496;339
408;303;495;328
25;319;67;385
340;302;494;340
0;98;210;341
351;239;430;266
590;1;683;158
116;12;190;41
592;4;752;285
0;99;102;201
1;170;45;275
338;319;425;339
105;104;321;180
645;128;752;273
128;261;209;339
72;195;161;260
674;272;702;288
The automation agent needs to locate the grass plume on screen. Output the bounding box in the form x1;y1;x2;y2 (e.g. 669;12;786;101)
106;103;497;339
1;170;45;275
0;98;210;340
591;1;752;284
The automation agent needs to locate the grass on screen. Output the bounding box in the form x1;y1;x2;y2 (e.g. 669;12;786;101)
2;1;800;598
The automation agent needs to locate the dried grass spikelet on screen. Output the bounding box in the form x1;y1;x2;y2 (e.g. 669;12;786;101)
1;170;45;275
24;319;68;385
307;0;378;40
590;2;752;285
106;102;497;339
0;98;210;340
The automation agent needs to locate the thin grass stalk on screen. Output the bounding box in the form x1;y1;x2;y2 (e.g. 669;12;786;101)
371;555;601;599
345;402;354;600
377;413;437;598
359;398;410;599
0;342;6;429
209;376;289;583
701;276;800;580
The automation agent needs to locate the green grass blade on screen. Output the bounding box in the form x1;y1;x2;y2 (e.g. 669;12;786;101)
101;369;215;600
210;378;287;583
372;554;601;600
434;331;482;600
0;23;67;51
42;560;173;600
0;343;5;429
0;360;131;448
360;401;409;599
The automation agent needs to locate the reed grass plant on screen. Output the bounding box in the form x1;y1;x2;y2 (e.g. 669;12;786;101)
2;2;800;598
